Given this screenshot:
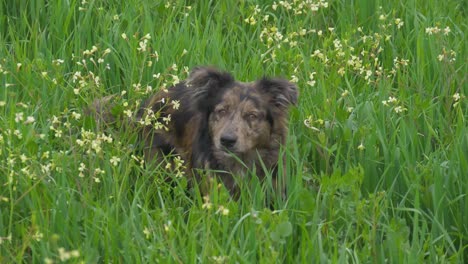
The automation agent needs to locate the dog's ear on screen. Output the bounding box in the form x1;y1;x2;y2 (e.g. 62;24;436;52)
257;78;298;110
188;66;234;111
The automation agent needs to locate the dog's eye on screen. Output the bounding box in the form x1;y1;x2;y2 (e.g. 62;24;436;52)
247;113;258;121
216;109;227;116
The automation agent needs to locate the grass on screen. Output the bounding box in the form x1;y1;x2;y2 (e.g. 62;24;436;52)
0;0;466;263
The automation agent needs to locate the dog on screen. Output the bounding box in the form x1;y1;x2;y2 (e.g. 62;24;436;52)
90;66;298;196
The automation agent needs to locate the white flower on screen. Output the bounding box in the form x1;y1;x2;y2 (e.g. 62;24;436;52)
24;116;35;124
15;112;24;123
171;100;180;110
172;75;180;85
394;106;407;113
357;143;365;151
216;205;230;215
143;227;151;239
290;75;299;83
307;72;316;86
387;96;398;103
71;112;81;120
124;109;133;117
110;156;121;166
395;18;404;29
79;163;86;172
443;26;451;35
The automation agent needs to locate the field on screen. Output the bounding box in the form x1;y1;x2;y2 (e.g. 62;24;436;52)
0;0;466;263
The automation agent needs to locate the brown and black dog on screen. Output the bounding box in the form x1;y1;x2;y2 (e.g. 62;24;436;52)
90;66;298;195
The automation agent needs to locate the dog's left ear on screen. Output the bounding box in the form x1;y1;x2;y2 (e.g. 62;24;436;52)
187;66;234;112
257;78;298;110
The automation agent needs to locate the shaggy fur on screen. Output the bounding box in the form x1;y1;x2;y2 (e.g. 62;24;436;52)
91;66;298;195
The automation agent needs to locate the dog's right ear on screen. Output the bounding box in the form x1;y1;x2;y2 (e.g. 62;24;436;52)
188;66;234;112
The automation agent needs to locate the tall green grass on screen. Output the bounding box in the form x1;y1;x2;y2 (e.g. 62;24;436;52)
1;0;466;262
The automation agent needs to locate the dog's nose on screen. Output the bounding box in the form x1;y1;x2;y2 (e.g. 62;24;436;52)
220;135;237;149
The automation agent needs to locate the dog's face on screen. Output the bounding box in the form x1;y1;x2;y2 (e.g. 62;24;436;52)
209;84;272;156
189;67;298;159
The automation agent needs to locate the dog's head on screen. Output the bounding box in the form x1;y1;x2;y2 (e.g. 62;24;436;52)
188;66;298;158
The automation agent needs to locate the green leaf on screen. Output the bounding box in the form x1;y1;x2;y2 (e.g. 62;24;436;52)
276;221;292;238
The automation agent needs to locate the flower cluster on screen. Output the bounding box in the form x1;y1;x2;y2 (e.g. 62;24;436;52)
273;0;329;14
75;129;113;154
437;47;457;63
137;33;152;52
382;96;407;114
211;255;228;264
244;5;261;25
216;205;230;216
137;107;169;131
425;26;451;35
72;45;112;95
164;2;192;17
425;25;456;64
452;93;465;108
201;195;230;216
164;155;186;178
244;1;329;63
44;247;80;263
251;3;410;87
202;195;213;210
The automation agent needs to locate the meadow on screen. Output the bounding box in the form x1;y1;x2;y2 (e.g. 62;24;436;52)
0;0;466;263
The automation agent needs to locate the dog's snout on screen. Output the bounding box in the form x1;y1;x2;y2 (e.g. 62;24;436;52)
220;135;237;149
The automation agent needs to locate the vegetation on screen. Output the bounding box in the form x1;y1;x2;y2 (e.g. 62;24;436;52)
0;0;466;262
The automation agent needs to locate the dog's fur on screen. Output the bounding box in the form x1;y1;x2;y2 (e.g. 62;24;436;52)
91;66;298;195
